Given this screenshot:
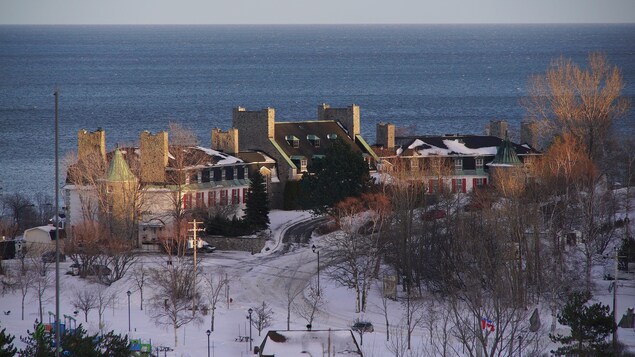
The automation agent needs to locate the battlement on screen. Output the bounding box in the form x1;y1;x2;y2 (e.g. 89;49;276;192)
318;103;360;136
77;128;106;163
211;128;239;154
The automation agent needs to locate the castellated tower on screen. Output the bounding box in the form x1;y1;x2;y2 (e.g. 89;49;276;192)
78;128;106;163
520;120;540;149
232;107;275;152
211;128;239;154
488;120;509;139
140;131;168;184
318;103;360;136
376;122;395;149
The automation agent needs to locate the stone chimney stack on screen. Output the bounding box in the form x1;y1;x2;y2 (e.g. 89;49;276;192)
488;120;509;139
520;120;540;149
232;107;275;151
140;131;168;184
78;128;106;163
318;103;361;136
211;128;239;154
376;122;395;149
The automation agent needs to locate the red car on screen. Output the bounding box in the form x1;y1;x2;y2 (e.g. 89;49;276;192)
422;209;446;221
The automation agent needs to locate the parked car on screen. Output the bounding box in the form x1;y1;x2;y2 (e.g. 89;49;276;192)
422;209;446;221
352;321;374;333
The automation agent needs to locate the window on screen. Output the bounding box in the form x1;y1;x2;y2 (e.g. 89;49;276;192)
452;178;466;193
285;135;299;148
300;159;308;172
243;188;247;204
327;133;338;140
220;190;228;205
208;191;216;206
454;158;463;171
473;178;487;187
231;189;239;204
476;158;484;169
183;193;193;209
307;135;320;147
196;192;204;207
411;158;419;169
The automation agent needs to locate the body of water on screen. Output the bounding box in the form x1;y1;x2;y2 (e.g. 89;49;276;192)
1;24;634;197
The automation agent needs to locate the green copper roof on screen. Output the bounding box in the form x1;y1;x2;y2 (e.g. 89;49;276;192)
107;148;137;182
490;138;522;166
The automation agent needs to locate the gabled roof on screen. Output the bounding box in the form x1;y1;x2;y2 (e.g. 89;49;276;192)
274;120;363;159
107;148;137;182
378;135;539;158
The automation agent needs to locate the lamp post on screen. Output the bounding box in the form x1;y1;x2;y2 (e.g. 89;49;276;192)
126;290;131;332
403;275;410;350
247;308;253;352
312;244;320;296
54;90;61;357
206;329;211;357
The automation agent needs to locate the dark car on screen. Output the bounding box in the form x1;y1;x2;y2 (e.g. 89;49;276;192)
422;209;446;221
352;321;374;333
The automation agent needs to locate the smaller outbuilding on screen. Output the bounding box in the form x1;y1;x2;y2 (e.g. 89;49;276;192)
257;329;363;357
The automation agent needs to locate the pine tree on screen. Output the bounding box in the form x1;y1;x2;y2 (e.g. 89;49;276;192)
0;325;17;357
244;170;270;231
550;292;615;356
299;137;370;213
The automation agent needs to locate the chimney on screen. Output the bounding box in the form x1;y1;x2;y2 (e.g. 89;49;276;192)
376;122;395;148
211;128;239;154
140;131;168;184
318;103;360;136
77;128;106;163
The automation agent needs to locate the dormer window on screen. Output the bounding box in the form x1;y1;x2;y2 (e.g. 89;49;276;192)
327;133;338;140
307;135;320;148
285;135;299;148
476;157;484;169
455;158;463;171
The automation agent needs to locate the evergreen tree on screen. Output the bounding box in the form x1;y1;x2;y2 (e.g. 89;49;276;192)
550;292;615;356
0;324;17;357
20;322;54;357
244;170;270;231
299;137;370;213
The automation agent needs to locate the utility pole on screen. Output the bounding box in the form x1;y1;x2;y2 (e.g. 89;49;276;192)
188;220;205;315
54;90;61;357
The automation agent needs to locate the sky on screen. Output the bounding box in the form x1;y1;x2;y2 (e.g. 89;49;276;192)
1;0;635;25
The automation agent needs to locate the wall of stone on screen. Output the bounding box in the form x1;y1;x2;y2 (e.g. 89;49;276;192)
376;122;395;148
488;120;509;139
232;107;275;151
140;131;168;184
211;128;239;154
78;129;106;163
520;120;540;149
318;103;360;136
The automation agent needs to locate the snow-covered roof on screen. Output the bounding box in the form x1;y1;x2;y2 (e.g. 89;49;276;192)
259;330;362;356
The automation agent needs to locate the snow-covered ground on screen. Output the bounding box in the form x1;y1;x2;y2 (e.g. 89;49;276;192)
1;209;635;356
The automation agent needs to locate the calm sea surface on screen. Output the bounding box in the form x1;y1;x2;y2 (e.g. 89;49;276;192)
1;24;634;197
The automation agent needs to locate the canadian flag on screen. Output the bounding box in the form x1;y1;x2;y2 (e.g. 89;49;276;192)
481;317;495;332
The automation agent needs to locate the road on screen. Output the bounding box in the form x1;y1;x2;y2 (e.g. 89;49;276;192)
279;216;329;253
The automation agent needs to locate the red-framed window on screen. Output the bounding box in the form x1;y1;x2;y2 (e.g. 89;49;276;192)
231;189;239;204
196;192;204;207
242;188;247;204
208;191;216;206
220;190;228;206
183;192;193;209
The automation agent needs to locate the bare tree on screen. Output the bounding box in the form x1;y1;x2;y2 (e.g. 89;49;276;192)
1;193;36;238
524;52;630;164
15;263;34;320
283;261;307;331
95;285;116;334
293;282;325;329
72;288;98;323
326;193;391;312
28;249;54;323
131;263;147;311
96;237;136;285
251;301;274;337
148;258;201;346
202;269;228;332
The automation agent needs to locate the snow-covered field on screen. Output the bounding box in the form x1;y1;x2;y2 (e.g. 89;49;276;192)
1;209;635;356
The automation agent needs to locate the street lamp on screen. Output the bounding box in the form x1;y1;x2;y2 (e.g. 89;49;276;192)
206;329;211;357
126;290;131;332
247;308;253;352
312;244;320;296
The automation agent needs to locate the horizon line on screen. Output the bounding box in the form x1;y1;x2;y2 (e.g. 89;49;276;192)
1;21;634;26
